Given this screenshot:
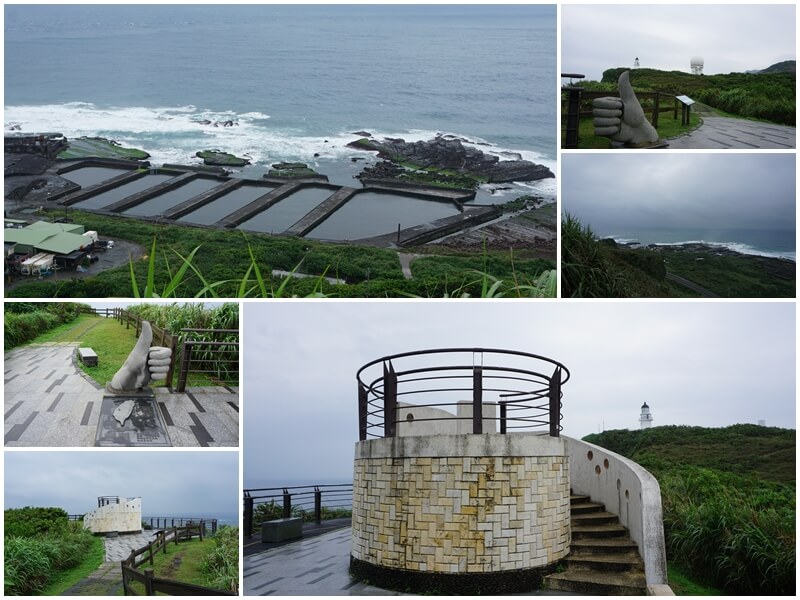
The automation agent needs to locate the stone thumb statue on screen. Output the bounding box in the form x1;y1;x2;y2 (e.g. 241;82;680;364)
592;71;660;147
107;321;172;394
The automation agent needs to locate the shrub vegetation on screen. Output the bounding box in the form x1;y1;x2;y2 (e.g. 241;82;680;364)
583;425;795;595
4;507;98;596
4;303;89;349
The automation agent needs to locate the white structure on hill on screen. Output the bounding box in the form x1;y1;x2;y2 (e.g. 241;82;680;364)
83;496;142;534
691;56;704;75
634;56;640;68
639;402;653;429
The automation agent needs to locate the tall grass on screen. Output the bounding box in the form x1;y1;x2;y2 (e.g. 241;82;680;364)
199;526;239;594
127;303;239;385
4;518;96;596
560;213;626;297
4;303;88;349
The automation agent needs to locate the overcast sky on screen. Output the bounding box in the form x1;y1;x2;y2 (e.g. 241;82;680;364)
561;153;795;234
562;4;796;81
243;301;796;486
5;451;239;518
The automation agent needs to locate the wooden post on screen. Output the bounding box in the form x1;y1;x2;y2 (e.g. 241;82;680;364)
148;541;154;565
177;341;192;393
144;569;155;595
173;526;178;545
652;92;660;129
199;521;204;542
166;333;178;390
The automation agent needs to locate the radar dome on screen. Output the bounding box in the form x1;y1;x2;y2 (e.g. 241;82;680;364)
690;56;704;66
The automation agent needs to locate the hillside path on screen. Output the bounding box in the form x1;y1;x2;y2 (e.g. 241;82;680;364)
62;532;157;596
665;272;720;297
668;116;795;149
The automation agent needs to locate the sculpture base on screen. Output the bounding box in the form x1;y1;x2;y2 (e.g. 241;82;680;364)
349;556;556;595
95;395;171;447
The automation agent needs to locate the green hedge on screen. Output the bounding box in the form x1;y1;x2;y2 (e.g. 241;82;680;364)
4;303;88;349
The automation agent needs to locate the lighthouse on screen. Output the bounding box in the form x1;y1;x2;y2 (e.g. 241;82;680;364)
640;402;653;429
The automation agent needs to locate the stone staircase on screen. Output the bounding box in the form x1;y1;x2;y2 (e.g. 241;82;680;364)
545;493;648;595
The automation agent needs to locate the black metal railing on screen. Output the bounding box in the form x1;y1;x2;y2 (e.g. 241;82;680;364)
242;484;353;536
142;516;219;535
356;348;569;440
176;332;239;393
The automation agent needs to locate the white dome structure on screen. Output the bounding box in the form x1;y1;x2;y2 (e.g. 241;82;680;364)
690;56;704;75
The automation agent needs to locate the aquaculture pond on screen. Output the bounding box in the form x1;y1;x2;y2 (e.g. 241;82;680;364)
305;191;460;241
237;185;335;234
178;183;279;226
70;174;173;210
60;166;131;187
123;178;222;217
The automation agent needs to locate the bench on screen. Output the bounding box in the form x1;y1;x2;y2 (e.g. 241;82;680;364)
262;517;302;543
78;348;98;367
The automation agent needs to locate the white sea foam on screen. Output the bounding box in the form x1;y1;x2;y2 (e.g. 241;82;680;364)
4;103;557;183
654;240;795;262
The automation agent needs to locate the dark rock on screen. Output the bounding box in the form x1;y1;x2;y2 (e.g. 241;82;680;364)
351;131;372;137
313;153;320;158
195;150;250;167
351;157;365;162
348;136;554;183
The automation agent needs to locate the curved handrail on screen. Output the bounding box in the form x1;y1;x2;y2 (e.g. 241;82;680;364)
356;348;569;440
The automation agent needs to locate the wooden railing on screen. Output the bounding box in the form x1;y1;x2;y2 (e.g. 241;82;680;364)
120;523;235;596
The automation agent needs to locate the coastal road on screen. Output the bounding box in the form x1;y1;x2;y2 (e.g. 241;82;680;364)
668;116;795;149
665;273;720;297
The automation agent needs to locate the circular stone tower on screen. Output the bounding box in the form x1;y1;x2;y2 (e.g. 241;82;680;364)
350;348;571;594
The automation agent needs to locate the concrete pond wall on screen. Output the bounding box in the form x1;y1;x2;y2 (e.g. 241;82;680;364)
83;497;142;534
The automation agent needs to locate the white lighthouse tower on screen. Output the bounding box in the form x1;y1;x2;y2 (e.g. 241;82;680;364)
634;56;640;68
691;56;704;75
639;402;653;429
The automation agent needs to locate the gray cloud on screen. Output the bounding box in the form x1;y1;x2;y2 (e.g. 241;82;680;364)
562;4;796;81
561;153;795;233
4;451;239;518
243;302;796;486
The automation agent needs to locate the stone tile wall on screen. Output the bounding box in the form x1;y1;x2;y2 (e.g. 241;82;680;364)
352;455;569;573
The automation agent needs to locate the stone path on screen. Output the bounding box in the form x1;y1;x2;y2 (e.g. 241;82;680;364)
62;532;157;596
668;116;795;149
4;342;239;447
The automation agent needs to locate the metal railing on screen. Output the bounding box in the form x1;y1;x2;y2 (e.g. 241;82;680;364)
142;516;219;535
242;484;353;536
356;348;569;440
175;332;239;392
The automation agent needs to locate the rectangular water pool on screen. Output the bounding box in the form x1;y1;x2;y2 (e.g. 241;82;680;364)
124;178;223;217
178;184;279;226
237;186;335;234
72;174;173;210
60;166;131;187
305;192;460;241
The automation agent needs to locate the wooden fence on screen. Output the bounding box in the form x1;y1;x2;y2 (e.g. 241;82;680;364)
121;523;235;596
80;308;238;390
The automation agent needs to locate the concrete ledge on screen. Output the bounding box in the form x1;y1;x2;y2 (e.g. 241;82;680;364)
350;556;556;595
262;517;302;543
355;432;564;459
78;347;98;366
563;436;668;587
648;583;676;595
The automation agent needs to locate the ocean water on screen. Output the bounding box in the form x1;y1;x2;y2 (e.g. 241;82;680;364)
603;227;796;262
4;5;556;198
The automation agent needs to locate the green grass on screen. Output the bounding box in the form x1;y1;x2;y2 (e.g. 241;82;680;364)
124;537;232;594
667;562;723;596
562;110;701;149
583;425;796;595
58;137;149;160
40;535;105;596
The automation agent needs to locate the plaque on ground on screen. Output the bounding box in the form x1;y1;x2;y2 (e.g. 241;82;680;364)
95;395;171;447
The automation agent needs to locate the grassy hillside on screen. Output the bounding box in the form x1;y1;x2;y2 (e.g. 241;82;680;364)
583;425;795;595
560;214;796;298
599;67;795;125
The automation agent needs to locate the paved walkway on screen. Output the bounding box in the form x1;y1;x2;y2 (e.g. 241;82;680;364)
668;116;795;149
63;532;157;596
4;342;239;447
244;527;570;596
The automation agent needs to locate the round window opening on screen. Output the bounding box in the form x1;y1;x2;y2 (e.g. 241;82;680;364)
603;458;610;469
587;451;594;461
594;465;601;475
406;413;415;422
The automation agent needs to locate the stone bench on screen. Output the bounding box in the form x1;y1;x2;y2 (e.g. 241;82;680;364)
78;347;98;367
262;517;302;543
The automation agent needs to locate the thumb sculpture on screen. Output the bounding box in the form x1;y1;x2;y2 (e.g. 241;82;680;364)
107;321;172;394
592;70;662;147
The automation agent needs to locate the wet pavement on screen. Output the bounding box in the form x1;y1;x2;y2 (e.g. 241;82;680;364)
4;342;239;447
668;116;795;149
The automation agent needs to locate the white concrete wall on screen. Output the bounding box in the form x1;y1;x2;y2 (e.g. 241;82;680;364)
563;436;667;586
83;497;142;534
395;401;496;436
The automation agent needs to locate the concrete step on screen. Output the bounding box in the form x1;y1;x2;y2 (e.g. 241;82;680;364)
545;569;647;596
565;552;644;573
571;511;619;526
570;501;606;514
572;523;629;539
570;538;640;555
570;494;591;505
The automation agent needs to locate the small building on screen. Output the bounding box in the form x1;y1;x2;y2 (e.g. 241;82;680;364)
83;496;142;534
4;220;95;273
